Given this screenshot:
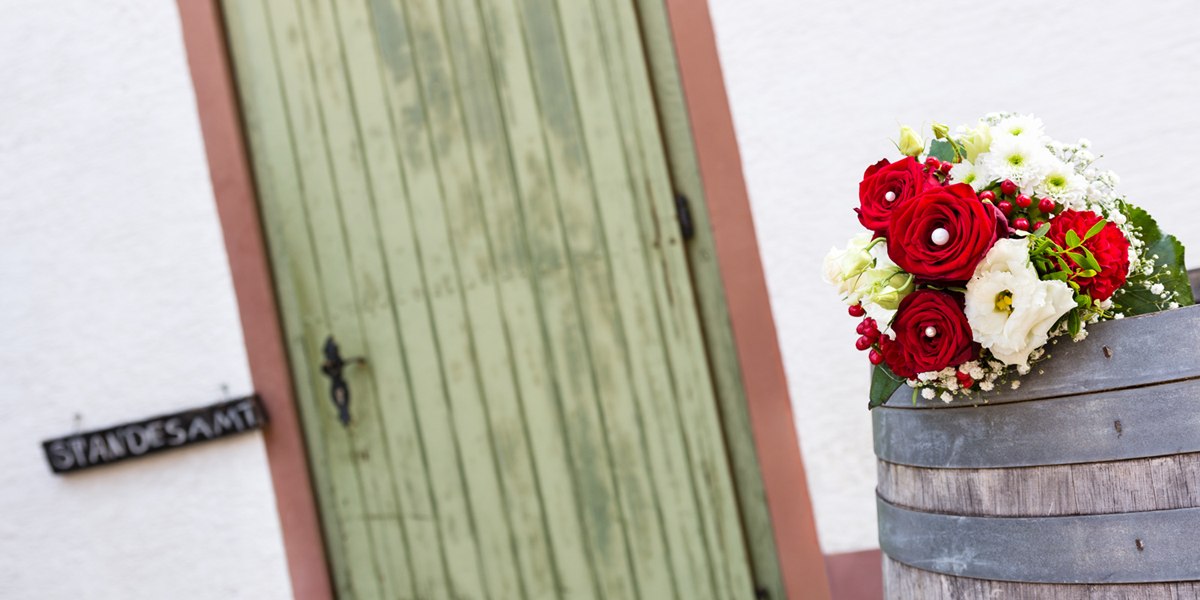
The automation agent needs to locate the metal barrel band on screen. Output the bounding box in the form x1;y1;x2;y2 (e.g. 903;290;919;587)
882;304;1200;409
877;496;1200;584
873;377;1200;468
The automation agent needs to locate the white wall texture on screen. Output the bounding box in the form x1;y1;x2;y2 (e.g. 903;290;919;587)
709;0;1200;553
0;1;292;597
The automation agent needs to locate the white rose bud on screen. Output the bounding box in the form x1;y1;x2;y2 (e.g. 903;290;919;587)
897;125;925;157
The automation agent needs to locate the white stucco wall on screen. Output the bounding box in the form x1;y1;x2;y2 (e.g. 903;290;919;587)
709;0;1200;553
0;1;292;597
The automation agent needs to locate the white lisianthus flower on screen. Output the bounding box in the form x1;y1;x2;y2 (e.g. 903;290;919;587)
857;266;914;310
964;238;1077;367
992;114;1045;141
979;135;1055;193
1035;159;1088;209
823;234;913;328
822;232;875;302
957;122;993;162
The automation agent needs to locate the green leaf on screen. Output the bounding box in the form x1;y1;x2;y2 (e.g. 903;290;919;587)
1113;201;1195;316
1065;230;1082;248
869;364;904;409
928;139;958;162
1032;222;1051;237
1079;247;1101;272
1064;251;1086;267
1068;310;1082;337
1043;270;1069;281
1083;219;1108;242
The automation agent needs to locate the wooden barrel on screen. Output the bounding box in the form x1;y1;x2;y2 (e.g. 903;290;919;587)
873;304;1200;598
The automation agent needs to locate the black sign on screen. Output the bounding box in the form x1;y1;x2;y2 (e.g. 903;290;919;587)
42;395;266;474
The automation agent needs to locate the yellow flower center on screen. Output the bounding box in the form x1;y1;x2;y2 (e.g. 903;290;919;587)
995;290;1014;313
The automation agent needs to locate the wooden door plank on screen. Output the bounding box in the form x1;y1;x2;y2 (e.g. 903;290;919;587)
518;0;686;596
516;0;732;597
550;0;735;598
477;0;644;597
631;1;786;596
222;2;388;597
383;0;571;597
317;1;454;595
441;1;606;597
287;0;478;597
292;0;493;597
344;0;530;597
587;1;758;596
259;0;415;596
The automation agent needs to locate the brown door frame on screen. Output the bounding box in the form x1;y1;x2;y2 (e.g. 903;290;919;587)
178;1;829;598
176;2;334;597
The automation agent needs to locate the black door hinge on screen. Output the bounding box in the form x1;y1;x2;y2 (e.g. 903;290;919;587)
674;193;695;241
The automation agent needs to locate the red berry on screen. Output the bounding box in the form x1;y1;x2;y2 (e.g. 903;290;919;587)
1015;194;1032;208
997;200;1013;216
1000;180;1018;195
868;349;884;365
925;157;940;169
1038;197;1056;213
979;190;996;201
1013;217;1030;231
938;161;953;174
857;317;878;335
855;335;873;351
848;304;866;317
956;371;974;389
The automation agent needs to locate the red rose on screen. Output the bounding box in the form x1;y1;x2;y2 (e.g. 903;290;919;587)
1046;209;1131;301
887;183;1002;283
857;157;932;235
879;290;979;378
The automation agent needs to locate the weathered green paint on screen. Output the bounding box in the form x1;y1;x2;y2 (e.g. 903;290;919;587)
223;0;771;597
632;1;789;598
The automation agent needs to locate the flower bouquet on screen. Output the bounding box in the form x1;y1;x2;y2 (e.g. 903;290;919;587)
824;113;1194;407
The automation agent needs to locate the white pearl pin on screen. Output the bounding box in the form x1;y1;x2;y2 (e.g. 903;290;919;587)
884;191;896;202
931;227;950;246
924;326;938;338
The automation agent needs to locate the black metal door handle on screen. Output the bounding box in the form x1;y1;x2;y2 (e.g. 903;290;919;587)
320;335;365;427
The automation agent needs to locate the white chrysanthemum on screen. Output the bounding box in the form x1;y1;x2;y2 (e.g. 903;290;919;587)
964;238;1077;368
1035;159;1088;209
992;114;1045;141
949;161;987;190
978;135;1055;193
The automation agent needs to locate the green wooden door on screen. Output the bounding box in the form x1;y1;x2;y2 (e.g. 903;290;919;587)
223;0;769;598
